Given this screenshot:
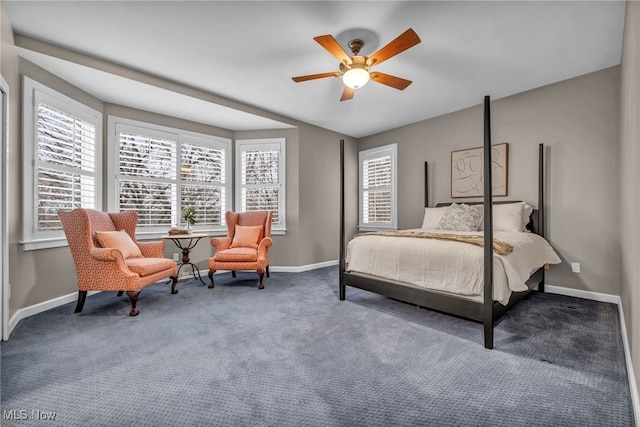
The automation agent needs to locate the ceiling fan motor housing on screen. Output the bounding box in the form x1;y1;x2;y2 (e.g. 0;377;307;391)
340;56;368;72
348;39;364;55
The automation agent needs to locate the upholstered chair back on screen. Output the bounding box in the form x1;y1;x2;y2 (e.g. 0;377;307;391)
61;209;140;258
225;211;273;240
59;209;109;271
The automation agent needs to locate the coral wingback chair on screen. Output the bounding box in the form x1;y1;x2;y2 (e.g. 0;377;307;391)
59;209;178;316
208;211;273;289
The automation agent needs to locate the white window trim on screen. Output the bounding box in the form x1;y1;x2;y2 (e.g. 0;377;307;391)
235;138;286;235
107;116;232;239
21;77;103;251
358;143;398;231
1;73;10;340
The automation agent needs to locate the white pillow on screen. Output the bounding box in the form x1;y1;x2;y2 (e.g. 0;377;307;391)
436;203;484;232
478;202;533;232
421;206;448;229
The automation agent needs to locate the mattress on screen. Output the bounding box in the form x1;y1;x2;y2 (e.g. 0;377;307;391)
345;229;561;305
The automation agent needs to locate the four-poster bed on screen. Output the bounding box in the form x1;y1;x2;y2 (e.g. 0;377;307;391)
339;96;559;349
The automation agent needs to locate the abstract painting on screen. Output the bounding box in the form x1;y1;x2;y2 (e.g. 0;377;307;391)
451;143;508;198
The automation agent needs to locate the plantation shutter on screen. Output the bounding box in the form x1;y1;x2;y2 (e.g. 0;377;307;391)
180;141;226;226
35;103;97;231
362;156;392;224
359;144;397;230
236;139;286;231
117;131;177;227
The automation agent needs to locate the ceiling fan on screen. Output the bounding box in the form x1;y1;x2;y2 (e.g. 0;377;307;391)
292;28;421;101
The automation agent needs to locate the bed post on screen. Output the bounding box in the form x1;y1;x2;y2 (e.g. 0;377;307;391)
424;162;429;208
482;96;494;349
538;143;545;292
339;139;346;300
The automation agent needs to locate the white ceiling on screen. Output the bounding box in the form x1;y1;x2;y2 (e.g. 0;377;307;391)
2;1;627;138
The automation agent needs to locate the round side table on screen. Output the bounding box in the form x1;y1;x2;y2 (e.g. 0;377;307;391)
162;233;208;286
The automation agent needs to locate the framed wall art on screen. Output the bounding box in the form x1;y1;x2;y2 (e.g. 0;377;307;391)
451;142;509;198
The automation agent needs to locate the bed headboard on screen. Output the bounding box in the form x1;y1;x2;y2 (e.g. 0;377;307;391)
425;143;545;237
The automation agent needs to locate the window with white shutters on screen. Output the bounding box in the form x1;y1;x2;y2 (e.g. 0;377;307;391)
22;77;102;250
180;138;227;227
359;144;397;230
236;138;286;232
108;117;230;235
117;130;177;228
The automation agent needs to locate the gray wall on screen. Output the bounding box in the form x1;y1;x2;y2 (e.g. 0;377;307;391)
620;0;640;396
297;125;358;267
1;5;22;325
359;66;621;296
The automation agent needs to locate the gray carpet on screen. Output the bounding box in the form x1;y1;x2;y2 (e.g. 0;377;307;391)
1;267;634;426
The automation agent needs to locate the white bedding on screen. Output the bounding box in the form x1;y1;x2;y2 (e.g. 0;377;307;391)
345;229;561;305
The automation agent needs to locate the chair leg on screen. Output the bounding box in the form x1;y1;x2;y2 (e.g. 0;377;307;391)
117;291;124;297
258;270;265;289
74;291;87;313
126;290;141;316
266;265;270;278
231;271;237;278
208;270;215;289
170;276;178;294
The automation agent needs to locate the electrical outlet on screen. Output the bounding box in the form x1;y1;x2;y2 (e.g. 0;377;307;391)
571;262;581;273
173;253;179;262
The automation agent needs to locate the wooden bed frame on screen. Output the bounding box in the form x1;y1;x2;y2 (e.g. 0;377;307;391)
339;96;546;349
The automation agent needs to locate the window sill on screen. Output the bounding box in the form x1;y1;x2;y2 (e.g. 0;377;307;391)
20;237;69;251
135;229;228;241
21;228;284;251
358;226;398;233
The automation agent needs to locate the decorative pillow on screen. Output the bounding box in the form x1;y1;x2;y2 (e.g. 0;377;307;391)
95;230;143;259
230;225;263;249
436;203;483;232
421;206;448;229
478;202;533;232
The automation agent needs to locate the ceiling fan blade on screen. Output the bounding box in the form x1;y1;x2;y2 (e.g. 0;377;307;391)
292;72;341;83
314;35;352;64
340;86;355;102
367;28;421;67
370;72;413;90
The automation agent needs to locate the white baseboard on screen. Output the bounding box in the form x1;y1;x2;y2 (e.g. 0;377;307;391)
614;296;640;426
544;283;620;304
545;283;639;423
205;260;339;276
7;290;100;338
270;259;338;273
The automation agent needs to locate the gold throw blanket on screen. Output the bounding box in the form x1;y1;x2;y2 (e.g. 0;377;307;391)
353;230;514;255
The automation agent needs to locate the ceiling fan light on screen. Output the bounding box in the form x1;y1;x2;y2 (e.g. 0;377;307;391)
342;68;370;89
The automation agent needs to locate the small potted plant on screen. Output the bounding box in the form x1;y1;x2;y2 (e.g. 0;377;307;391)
181;207;197;234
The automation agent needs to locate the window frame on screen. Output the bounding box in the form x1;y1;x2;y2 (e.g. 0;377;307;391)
21;77;103;251
107;116;232;239
358;143;398;231
235;138;286;234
